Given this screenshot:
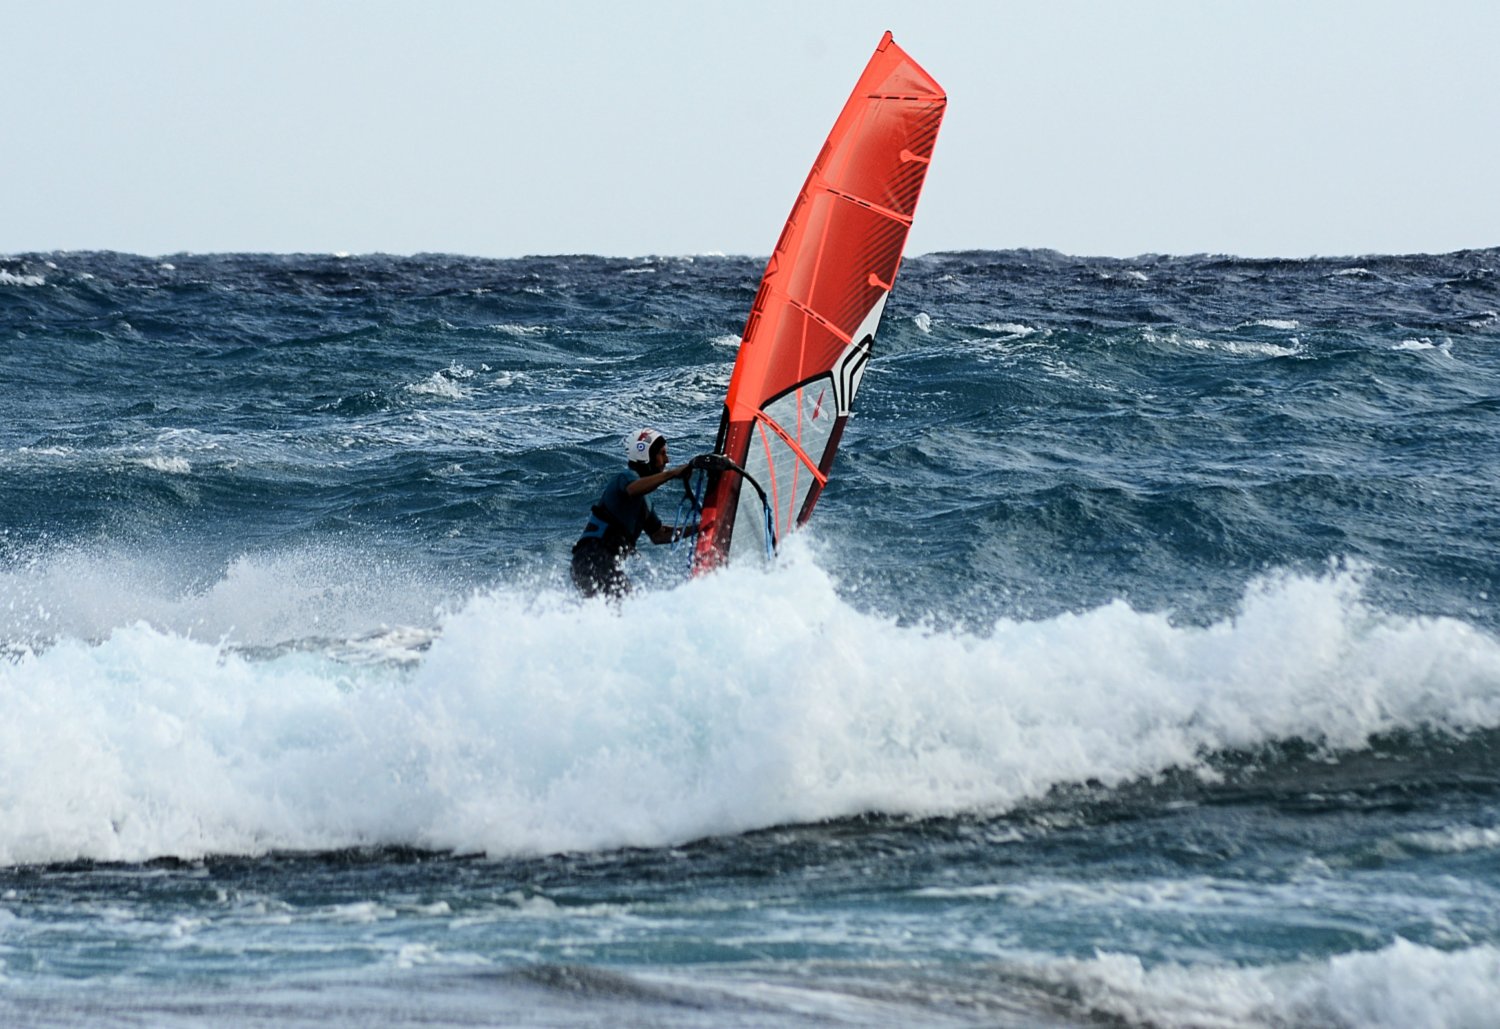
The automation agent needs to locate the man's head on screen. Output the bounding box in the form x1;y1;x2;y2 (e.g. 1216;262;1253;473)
624;428;668;473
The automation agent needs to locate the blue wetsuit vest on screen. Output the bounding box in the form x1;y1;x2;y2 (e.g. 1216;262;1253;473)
577;470;662;555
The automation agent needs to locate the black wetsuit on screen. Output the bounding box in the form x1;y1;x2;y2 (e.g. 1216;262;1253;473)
571;469;662;599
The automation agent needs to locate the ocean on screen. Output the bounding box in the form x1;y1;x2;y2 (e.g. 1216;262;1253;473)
2;248;1498;1027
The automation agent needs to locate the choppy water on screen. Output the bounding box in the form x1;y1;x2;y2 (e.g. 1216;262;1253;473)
2;248;1499;1026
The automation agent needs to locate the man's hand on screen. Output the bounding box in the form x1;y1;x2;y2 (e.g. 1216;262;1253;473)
688;453;734;473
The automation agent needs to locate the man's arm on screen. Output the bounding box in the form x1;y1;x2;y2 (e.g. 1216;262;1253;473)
647;522;699;545
626;465;689;497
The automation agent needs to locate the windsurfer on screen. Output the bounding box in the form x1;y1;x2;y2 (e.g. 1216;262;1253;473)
570;428;696;599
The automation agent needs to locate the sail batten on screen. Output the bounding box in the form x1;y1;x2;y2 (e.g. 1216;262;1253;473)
692;32;946;571
754;409;829;485
824;188;916;225
785;295;853;343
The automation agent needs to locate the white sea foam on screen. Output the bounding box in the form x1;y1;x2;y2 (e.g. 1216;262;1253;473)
1224;340;1302;358
14;445;74;458
1026;939;1500;1029
0;270;46;287
2;551;1499;865
1147;328;1302;358
1038;356;1085;382
489;370;528;388
977;322;1037;339
1394;338;1454;356
0;544;450;655
406;364;475;400
1395;826;1500;855
913;312;933;333
137;456;192;474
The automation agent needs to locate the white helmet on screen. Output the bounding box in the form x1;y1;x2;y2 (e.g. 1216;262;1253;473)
624;427;664;464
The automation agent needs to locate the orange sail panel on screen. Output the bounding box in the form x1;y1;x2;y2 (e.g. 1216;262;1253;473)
693;31;946;570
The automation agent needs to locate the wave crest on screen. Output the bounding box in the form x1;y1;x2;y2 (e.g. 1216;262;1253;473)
3;553;1499;865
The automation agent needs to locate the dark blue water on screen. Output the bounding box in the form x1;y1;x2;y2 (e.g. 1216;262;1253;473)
2;249;1499;1026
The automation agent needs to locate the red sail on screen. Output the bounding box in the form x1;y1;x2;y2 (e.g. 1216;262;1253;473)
693;31;946;571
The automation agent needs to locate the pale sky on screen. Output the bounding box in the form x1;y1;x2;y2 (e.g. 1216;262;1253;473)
4;1;1497;259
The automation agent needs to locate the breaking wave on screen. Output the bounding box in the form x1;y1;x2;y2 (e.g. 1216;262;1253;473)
4;546;1498;866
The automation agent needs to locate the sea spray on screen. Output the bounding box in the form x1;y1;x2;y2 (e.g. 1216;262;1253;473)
6;550;1499;866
